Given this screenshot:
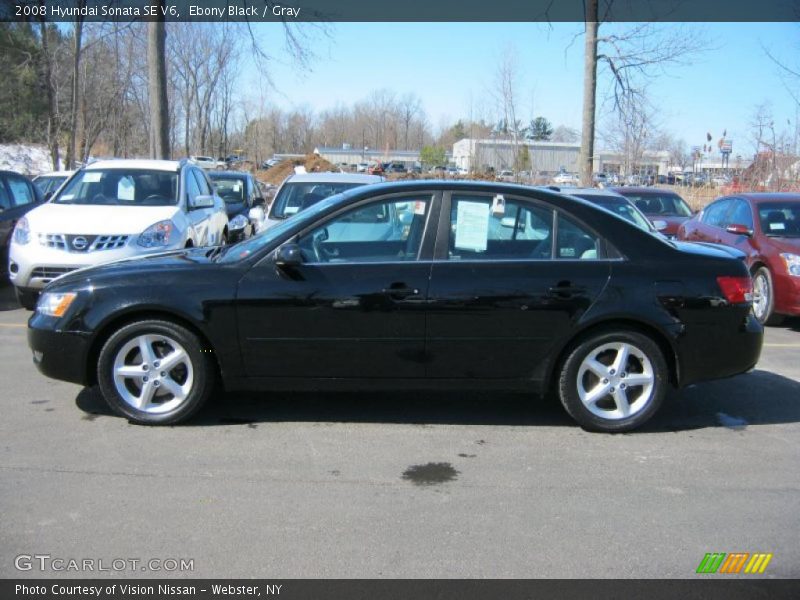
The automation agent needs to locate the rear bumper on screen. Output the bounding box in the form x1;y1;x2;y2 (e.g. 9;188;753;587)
677;310;763;387
27;318;91;386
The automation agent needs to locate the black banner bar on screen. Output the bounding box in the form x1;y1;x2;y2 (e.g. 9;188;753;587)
3;579;800;600
3;0;800;23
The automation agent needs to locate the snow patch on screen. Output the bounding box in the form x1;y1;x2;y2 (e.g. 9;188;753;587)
0;144;58;175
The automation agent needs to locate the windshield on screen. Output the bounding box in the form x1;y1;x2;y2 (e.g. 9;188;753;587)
758;202;800;237
620;192;692;217
218;193;345;263
211;176;246;203
270;181;364;219
573;194;653;231
55;169;178;206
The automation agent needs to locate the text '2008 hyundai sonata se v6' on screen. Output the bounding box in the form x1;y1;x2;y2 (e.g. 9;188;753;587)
27;181;763;432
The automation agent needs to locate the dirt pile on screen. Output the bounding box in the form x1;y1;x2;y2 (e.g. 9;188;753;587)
257;154;340;186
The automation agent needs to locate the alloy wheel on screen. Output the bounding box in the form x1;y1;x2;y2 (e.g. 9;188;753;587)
112;334;194;414
576;342;655;420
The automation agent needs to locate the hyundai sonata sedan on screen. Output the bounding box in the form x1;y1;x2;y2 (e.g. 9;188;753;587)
27;181;762;432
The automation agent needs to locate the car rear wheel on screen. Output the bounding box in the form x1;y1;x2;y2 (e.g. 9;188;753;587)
752;267;782;325
558;330;668;432
97;320;215;425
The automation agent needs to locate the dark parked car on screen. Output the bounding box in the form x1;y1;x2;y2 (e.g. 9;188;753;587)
612;187;694;238
28;181;762;432
545;186;659;234
385;163;407;174
1;170;44;276
208;171;266;242
677;193;800;324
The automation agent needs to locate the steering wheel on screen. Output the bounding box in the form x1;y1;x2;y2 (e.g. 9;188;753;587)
311;233;324;263
91;194;108;204
143;194;164;202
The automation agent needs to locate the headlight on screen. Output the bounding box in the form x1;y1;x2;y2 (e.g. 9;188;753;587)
37;292;77;317
138;220;175;248
781;253;800;276
228;214;249;230
13;217;30;245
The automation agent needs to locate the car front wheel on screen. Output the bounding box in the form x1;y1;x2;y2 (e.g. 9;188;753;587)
558;330;668;432
97;320;215;425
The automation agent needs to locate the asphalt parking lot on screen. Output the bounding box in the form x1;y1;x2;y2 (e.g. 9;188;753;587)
0;282;798;579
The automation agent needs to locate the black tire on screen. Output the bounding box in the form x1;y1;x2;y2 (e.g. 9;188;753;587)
97;319;215;425
752;267;777;325
558;330;668;433
15;287;39;311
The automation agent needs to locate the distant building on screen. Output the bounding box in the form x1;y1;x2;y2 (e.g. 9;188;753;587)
314;146;424;167
453;138;672;176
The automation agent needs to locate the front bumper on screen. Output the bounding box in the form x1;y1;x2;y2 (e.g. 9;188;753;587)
28;316;92;386
773;272;800;317
9;239;173;289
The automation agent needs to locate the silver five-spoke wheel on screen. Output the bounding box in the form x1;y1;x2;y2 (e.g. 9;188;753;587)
752;269;771;323
112;334;194;414
98;319;214;425
576;342;654;420
558;330;667;432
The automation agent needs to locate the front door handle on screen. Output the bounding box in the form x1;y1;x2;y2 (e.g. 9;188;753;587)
382;283;420;298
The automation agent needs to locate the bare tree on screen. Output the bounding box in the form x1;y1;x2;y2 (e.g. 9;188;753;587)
577;1;707;185
147;15;170;159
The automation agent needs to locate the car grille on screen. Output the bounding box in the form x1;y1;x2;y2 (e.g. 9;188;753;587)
37;234;129;252
30;267;77;280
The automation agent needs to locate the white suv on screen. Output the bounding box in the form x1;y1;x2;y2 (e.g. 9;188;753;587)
9;159;229;309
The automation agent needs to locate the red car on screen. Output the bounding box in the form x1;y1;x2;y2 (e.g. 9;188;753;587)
612;187;694;238
677;193;800;324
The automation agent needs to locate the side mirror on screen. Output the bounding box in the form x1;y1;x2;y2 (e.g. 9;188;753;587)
253;196;266;207
188;194;215;210
275;243;304;267
652;219;668;232
43;191;54;201
726;223;753;237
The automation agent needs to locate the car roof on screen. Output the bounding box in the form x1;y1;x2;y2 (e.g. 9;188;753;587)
612;186;681;196
734;193;800;203
208;171;249;178
34;170;76;178
84;159;181;172
544;186;627;199
285;173;383;184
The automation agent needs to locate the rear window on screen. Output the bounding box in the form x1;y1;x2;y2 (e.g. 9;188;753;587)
270;181;362;219
621;192;692;217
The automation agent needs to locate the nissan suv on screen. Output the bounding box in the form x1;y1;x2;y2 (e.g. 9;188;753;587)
9;159;229;309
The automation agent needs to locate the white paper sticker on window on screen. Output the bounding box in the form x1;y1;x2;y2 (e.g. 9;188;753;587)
61;194;74;201
769;221;786;230
233;184;241;192
82;172;102;183
284;206;299;214
491;194;505;216
414;201;426;215
455;201;490;251
118;176;135;201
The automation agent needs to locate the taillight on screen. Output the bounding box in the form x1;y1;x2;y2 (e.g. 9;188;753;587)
716;276;753;304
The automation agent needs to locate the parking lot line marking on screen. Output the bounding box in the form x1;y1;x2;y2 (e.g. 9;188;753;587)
0;323;26;328
763;343;800;348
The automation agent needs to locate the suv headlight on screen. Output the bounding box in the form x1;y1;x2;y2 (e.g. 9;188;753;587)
138;220;175;248
37;292;77;317
781;253;800;276
228;214;248;231
13;217;30;245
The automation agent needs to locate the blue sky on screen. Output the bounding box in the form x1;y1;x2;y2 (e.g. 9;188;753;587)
245;21;800;156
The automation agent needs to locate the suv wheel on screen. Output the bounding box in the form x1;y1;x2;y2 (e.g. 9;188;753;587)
97;320;215;425
15;287;39;311
558;330;668;432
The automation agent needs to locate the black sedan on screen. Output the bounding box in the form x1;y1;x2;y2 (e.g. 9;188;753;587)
208;171;266;242
27;181;762;432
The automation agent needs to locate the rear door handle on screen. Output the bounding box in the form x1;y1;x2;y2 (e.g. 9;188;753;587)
547;285;584;298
